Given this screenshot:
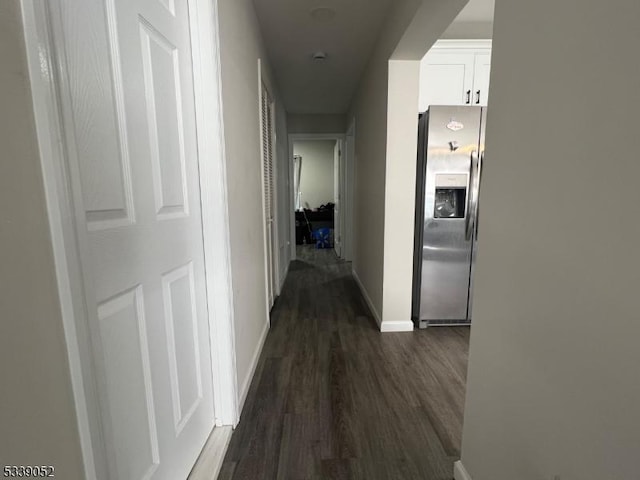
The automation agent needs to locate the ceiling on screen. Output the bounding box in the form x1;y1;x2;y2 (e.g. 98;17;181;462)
440;0;495;39
447;0;494;25
253;0;395;114
252;0;495;114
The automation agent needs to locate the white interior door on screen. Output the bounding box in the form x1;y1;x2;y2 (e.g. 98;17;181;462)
261;83;277;307
333;141;342;257
55;0;215;478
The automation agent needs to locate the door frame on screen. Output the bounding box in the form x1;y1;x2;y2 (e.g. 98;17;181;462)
333;140;342;258
258;64;281;312
288;133;347;261
344;118;356;262
20;0;238;477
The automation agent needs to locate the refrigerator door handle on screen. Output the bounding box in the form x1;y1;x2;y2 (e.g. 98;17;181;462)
465;150;477;241
475;150;484;238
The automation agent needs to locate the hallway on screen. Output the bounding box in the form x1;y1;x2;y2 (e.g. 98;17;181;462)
219;247;470;479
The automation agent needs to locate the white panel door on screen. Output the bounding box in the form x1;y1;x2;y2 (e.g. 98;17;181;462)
419;53;475;110
472;53;492;106
333;141;342;258
56;0;214;478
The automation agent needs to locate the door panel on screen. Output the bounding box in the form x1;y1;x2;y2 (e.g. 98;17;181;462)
161;263;203;434
56;0;215;478
60;0;135;231
419;53;475;110
97;286;160;480
472;53;492;106
140;19;190;220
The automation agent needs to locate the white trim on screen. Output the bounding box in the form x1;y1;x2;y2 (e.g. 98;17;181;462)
288;144;297;261
344;117;356;262
270;101;281;297
352;268;413;333
332;140;342;258
188;426;233;480
22;0;239;477
351;267;382;328
288;133;347;262
289;143;296;261
454;461;473;480
380;320;414;333
188;0;239;426
270;99;281;296
21;1;108;476
257;61;270;315
237;319;269;418
258;62;279;315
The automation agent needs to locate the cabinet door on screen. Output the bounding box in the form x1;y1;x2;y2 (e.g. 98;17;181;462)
472;53;492;106
419;53;475;111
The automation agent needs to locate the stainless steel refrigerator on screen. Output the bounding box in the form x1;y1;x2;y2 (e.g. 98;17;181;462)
412;106;486;328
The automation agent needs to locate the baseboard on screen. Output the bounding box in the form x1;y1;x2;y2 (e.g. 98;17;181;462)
380;320;414;332
279;259;290;292
237;319;269;417
351;267;382;328
454;460;472;480
188;426;233;480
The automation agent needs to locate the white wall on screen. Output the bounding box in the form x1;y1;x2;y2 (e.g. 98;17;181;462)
347;0;423;325
275;98;291;288
380;60;420;330
347;0;467;329
0;2;84;476
459;0;640;479
287;114;346;135
293;140;336;209
218;0;288;408
441;21;493;39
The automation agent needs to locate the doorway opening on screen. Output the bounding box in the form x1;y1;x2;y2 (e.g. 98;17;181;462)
288;134;349;262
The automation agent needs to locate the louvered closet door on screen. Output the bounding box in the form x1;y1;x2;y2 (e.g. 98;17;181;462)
261;83;276;307
55;0;215;478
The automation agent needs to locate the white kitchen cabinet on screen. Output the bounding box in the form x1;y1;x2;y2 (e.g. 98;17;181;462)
419;40;492;111
471;52;492;106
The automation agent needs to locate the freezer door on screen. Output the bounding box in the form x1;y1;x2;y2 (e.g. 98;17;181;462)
412;113;429;322
467;107;487;322
419;106;482;323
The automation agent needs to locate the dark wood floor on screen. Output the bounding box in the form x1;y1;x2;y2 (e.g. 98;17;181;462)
219;246;469;480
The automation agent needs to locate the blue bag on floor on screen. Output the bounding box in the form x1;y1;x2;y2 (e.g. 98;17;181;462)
313;228;331;249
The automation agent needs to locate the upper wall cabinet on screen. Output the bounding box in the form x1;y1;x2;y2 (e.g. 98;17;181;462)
419;40;492;111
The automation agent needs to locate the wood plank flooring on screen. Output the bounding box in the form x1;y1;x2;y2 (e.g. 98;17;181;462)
219;246;469;480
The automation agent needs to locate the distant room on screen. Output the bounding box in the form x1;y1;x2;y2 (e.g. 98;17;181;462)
293;139;339;249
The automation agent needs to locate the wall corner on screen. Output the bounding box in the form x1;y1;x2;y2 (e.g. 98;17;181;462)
454;460;473;480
